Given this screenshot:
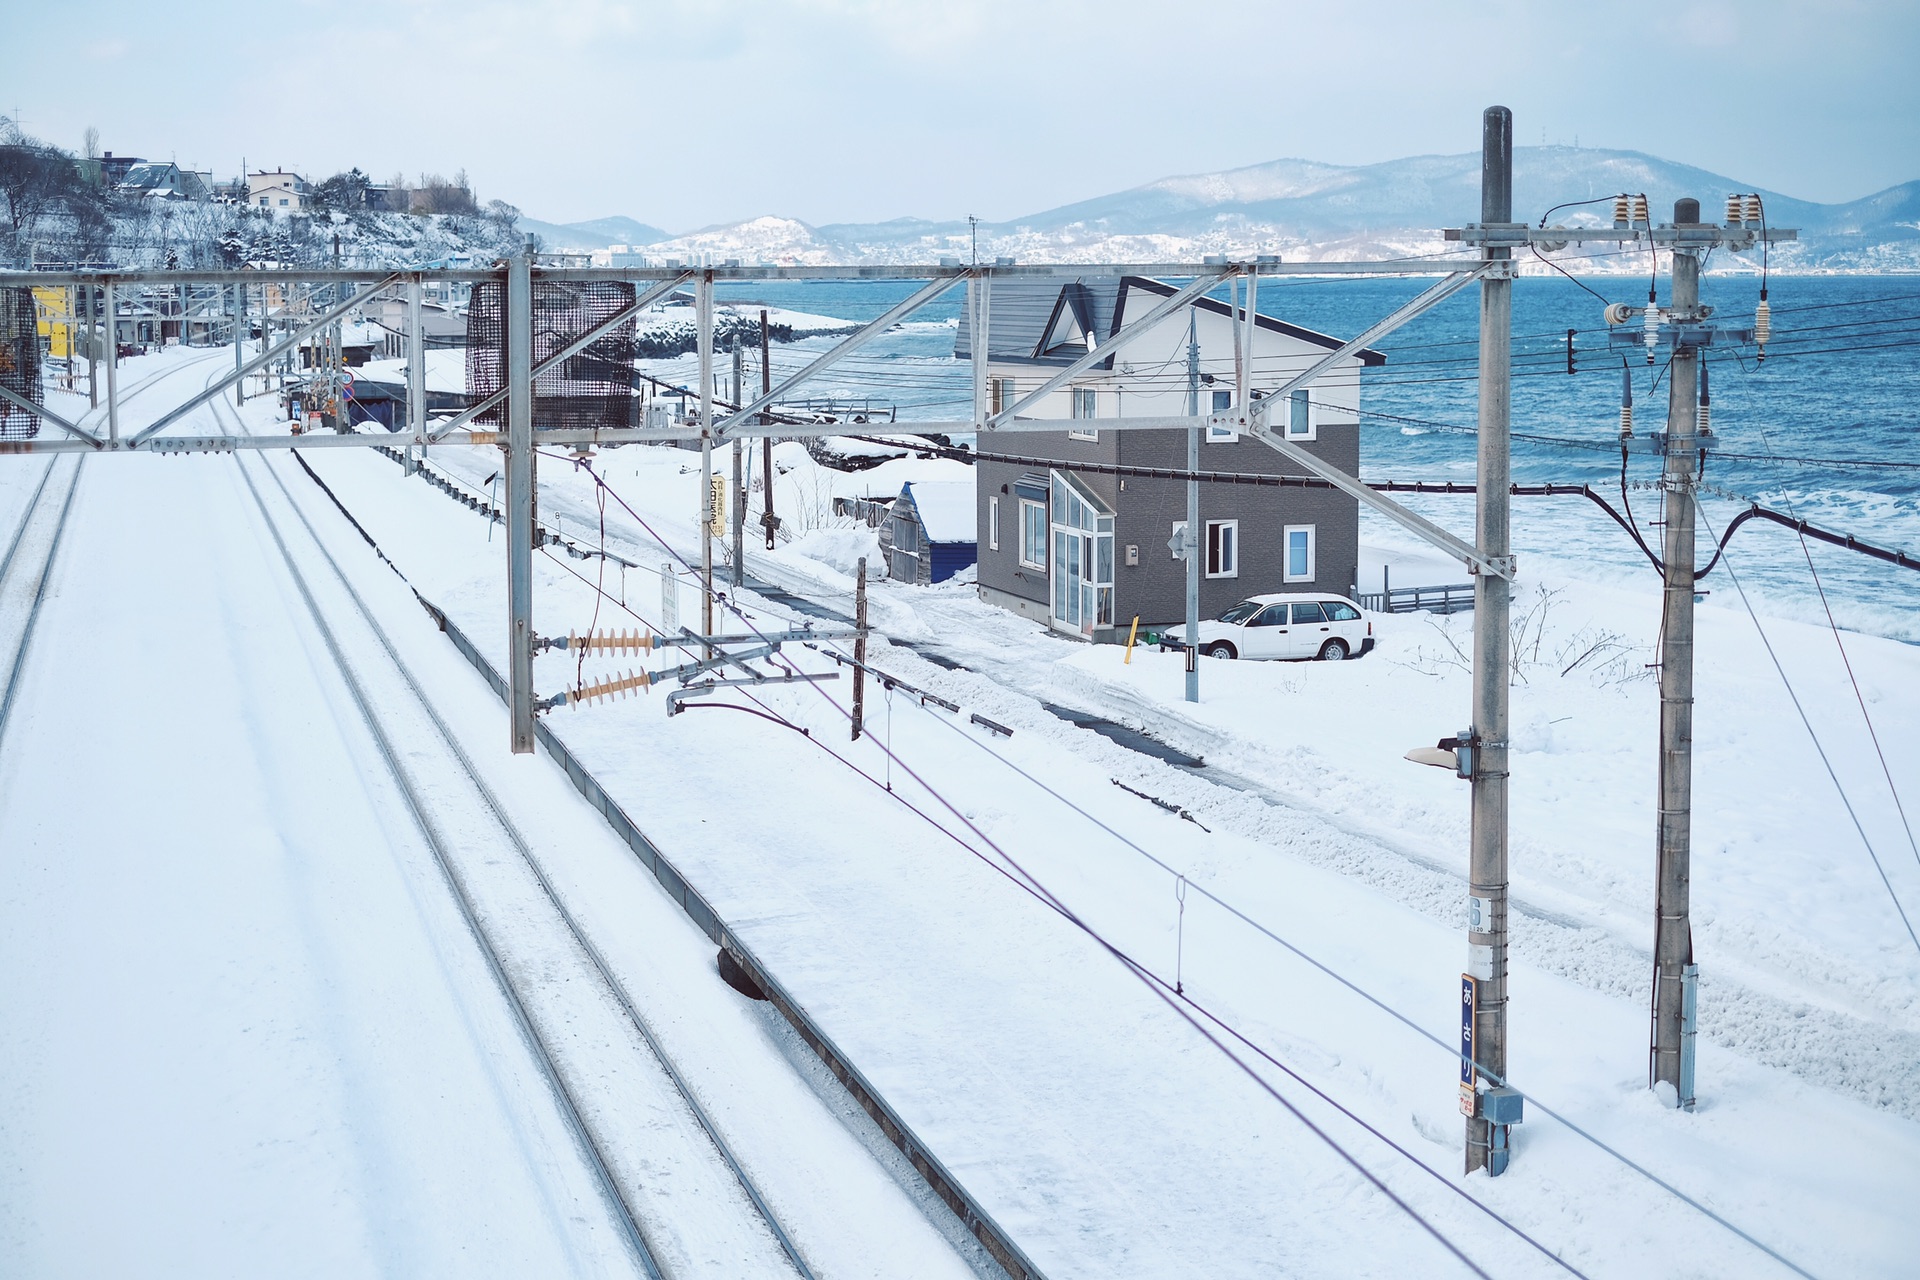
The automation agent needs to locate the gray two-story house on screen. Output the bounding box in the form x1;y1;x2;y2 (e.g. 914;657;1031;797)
958;276;1384;642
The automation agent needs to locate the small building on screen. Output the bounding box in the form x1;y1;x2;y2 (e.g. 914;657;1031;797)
247;170;309;212
117;162;207;200
97;152;145;185
960;276;1383;641
882;480;977;585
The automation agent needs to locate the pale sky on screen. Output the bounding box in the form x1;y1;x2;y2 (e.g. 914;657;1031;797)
5;0;1914;230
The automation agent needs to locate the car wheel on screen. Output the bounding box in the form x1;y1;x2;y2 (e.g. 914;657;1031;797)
1318;639;1349;662
1204;641;1237;660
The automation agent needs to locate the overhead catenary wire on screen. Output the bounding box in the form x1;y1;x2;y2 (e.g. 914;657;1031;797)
1694;501;1920;960
555;453;1824;1280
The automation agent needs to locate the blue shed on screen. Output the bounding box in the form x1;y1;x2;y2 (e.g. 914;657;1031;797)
883;480;977;585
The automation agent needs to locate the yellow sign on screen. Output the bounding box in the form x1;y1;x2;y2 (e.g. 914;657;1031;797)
32;286;74;359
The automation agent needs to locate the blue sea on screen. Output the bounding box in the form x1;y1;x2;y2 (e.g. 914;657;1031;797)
709;275;1920;640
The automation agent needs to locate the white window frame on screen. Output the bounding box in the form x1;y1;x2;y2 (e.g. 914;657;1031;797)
1068;386;1099;441
1207;388;1237;443
988;495;1000;551
1285;387;1317;441
1205;519;1239;579
1283;523;1316;582
1018;498;1047;570
991;376;1015;416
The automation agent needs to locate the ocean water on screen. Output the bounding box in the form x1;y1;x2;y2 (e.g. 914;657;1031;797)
703;275;1919;639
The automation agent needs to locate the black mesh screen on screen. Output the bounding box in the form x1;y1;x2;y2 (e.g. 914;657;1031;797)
0;288;44;441
466;279;637;431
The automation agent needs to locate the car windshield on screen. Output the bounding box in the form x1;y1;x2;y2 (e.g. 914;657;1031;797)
1217;600;1264;625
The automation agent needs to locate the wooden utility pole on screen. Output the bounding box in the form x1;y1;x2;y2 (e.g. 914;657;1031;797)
1653;197;1705;1110
1466;104;1515;1176
852;557;868;741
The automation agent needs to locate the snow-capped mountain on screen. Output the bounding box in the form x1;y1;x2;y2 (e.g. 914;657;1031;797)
536;146;1920;270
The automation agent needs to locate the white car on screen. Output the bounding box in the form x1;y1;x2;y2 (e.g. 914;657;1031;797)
1189;593;1375;662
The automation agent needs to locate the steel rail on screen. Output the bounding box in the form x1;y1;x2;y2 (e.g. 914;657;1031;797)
236;417;818;1278
227;443;669;1278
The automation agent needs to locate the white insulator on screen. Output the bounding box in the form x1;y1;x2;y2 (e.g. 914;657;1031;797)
1612;195;1632;227
1604;301;1635;326
1725;194;1744;226
1744;194;1763;226
1620;405;1634;439
1643;304;1661;363
1697;403;1711;437
1632;194;1650;226
1754;298;1771;347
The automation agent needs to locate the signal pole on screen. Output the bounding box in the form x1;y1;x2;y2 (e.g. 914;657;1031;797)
1183;309;1200;704
1465;104;1515;1176
731;340;745;587
697;268;715;645
506;246;536;753
1653;198;1704;1109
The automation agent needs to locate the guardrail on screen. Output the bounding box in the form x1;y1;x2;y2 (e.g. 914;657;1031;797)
1356;582;1477;615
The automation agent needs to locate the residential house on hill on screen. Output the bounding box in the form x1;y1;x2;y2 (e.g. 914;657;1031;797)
117;162;207;200
247;170;309;212
957;276;1383;641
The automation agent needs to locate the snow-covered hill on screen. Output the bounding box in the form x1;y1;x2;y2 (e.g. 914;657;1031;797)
585;146;1920;270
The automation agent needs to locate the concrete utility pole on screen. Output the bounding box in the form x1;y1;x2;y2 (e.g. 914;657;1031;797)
86;284;98;408
697;268;715;646
731;340;745;587
103;281;119;445
1653;198;1705;1110
1183;308;1201;703
1466;104;1515;1176
506;246;536;753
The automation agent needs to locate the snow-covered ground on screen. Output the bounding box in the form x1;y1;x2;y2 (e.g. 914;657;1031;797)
3;345;1917;1276
316;432;1920;1277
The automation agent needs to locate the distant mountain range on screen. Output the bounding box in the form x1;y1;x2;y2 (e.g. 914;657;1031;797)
524;146;1920;271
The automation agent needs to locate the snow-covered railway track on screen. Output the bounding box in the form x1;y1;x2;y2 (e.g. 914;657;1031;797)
1;353;225;749
215;404;815;1278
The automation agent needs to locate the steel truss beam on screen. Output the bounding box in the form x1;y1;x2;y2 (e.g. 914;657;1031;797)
428;272;692;442
127;276;400;446
0;384;104;446
715;274;963;438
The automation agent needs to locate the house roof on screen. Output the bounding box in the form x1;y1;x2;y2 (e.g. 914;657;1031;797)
899;480;976;544
1115;276;1388;367
953;275;1386;368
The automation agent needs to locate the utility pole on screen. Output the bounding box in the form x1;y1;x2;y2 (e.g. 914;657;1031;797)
1183;308;1200;703
505;247;536;753
1466;104;1515;1176
1653;198;1705;1110
103;281;119;445
406;273;425;475
731;339;745;587
232;282;246;405
697;267;715;646
852;557;868;741
86;283;98;408
760;309;776;549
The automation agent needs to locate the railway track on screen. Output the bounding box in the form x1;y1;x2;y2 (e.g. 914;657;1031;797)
212;396;819;1279
0;352;224;750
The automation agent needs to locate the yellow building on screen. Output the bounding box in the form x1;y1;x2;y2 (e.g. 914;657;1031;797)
33;285;74;359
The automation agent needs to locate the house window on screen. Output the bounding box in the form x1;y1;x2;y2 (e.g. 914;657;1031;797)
1068;387;1098;441
991;377;1016;415
279;198;289;207
1284;524;1316;582
1206;520;1239;578
258;196;268;206
1208;388;1237;443
1018;499;1047;570
989;495;1000;551
1287;388;1316;440
1048;470;1114;634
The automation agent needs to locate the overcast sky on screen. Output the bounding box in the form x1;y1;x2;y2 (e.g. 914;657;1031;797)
5;0;1914;230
